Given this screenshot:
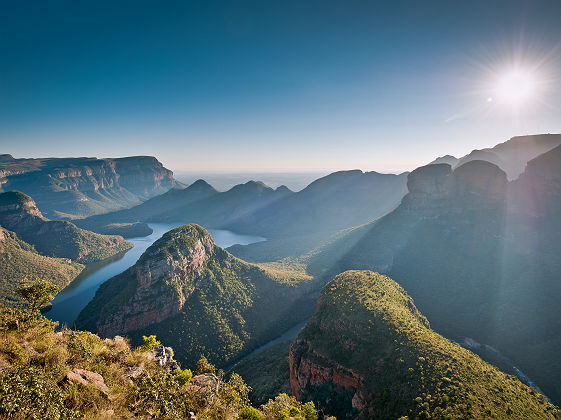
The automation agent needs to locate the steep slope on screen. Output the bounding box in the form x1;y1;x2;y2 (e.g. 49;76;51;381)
76;224;316;367
0;226;83;306
290;271;559;419
430;134;561;180
309;150;561;404
0;155;178;218
0;191;131;263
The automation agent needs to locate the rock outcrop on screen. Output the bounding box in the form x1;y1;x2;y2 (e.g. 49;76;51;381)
402;160;507;214
0;155;178;218
429;134;561;180
0;191;131;263
76;224;315;367
290;271;559;419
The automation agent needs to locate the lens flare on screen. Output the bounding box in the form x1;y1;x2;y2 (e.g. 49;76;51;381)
494;69;537;108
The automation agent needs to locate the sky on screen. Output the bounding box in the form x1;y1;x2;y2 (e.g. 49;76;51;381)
1;0;560;173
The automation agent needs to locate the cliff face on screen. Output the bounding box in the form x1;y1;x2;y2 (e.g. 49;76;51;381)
93;225;215;337
0;191;131;263
0;156;177;218
289;271;559;419
76;224;316;367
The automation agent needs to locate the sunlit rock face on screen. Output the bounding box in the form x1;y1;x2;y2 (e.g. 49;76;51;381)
0;156;178;218
92;225;216;337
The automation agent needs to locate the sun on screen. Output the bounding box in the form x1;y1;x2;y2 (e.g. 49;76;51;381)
493;69;537;108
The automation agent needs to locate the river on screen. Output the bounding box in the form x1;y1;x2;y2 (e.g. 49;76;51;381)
46;223;265;327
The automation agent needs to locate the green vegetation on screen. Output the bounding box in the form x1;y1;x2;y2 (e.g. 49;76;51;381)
77;224;317;369
0;227;83;306
295;270;560;419
15;279;58;313
231;341;292;406
0;191;133;264
0;305;318;419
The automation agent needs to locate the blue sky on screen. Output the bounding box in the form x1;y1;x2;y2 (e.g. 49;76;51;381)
1;0;560;173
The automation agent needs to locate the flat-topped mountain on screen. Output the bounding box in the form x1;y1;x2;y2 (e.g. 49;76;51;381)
0;191;131;263
76;224;316;367
429;134;561;180
309;145;561;404
290;270;559;418
0;155;179;219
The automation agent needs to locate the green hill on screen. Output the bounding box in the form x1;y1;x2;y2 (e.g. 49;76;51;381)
307;151;561;405
76;224;317;368
0;191;132;263
0;226;83;306
291;270;560;419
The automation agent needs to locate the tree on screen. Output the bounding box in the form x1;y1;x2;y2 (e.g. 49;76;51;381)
195;355;216;375
15;278;58;313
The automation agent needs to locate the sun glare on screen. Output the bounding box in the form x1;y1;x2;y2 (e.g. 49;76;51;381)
493;69;537;108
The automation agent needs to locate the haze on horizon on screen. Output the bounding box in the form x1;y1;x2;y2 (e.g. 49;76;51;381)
1;0;561;174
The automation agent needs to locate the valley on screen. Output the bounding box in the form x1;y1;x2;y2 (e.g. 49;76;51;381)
2;134;561;418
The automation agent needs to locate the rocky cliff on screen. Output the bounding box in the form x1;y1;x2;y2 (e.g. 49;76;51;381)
0;156;178;218
0;191;131;263
76;224;316;367
290;270;559;419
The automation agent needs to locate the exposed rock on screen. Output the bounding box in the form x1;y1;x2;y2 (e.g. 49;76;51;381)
401;160;507;214
0;155;178;218
60;368;109;396
148;345;180;372
190;373;219;389
92;225;215;337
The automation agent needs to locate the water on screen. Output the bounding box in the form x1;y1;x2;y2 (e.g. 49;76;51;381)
46;223;265;327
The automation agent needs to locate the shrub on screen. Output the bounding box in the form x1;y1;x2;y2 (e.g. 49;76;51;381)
239;406;260;419
139;335;160;352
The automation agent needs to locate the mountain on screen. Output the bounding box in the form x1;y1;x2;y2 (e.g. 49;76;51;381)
0;226;84;306
308;148;561;404
0;191;131;264
0;155;179;219
228;170;409;238
78;180;292;233
290;270;559;419
81;170;408;244
76;224;317;367
429;134;561;180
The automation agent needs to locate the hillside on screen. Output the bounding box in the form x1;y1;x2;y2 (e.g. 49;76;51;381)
290;270;560;419
429;134;561;180
0;191;132;263
0;155;179;219
76;224;317;368
0;306;318;419
308;148;561;404
0;226;83;306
